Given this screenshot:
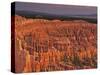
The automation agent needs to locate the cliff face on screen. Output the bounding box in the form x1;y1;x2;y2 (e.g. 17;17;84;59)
14;15;97;73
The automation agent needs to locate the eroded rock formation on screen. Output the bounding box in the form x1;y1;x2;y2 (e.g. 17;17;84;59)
14;15;97;72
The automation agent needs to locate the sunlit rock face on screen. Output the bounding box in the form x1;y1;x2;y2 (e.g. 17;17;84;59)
14;15;97;73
